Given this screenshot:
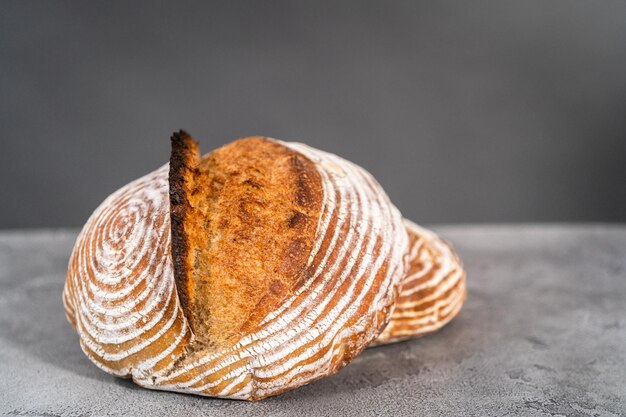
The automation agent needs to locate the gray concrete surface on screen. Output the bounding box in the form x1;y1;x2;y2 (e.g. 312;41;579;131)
0;225;625;416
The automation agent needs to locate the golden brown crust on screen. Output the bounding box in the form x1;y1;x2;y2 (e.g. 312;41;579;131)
168;135;323;351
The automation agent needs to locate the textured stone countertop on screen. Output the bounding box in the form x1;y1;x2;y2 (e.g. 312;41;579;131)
1;225;625;417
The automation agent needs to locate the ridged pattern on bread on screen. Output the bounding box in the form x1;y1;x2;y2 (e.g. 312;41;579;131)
63;165;191;378
63;135;466;400
372;219;466;345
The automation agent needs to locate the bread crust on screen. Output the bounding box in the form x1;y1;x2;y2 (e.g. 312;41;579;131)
372;220;466;345
63;132;465;400
168;134;323;351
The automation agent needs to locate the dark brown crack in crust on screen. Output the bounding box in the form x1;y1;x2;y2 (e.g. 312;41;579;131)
169;130;200;321
168;133;323;352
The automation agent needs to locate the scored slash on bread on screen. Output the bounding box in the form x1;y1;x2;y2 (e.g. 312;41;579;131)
63;131;466;400
167;131;199;330
168;131;324;351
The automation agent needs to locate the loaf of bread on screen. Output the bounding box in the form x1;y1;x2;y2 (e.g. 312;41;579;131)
63;132;465;400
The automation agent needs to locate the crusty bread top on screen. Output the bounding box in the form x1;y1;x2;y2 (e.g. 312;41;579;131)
169;132;323;352
64;131;415;400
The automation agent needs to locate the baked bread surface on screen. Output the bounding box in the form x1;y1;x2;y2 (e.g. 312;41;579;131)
65;132;411;399
63;132;465;400
169;133;323;353
373;220;466;345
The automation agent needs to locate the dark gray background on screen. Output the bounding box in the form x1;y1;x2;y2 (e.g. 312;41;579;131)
1;1;625;229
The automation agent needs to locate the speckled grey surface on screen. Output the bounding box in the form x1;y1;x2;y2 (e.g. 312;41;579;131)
1;225;625;417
